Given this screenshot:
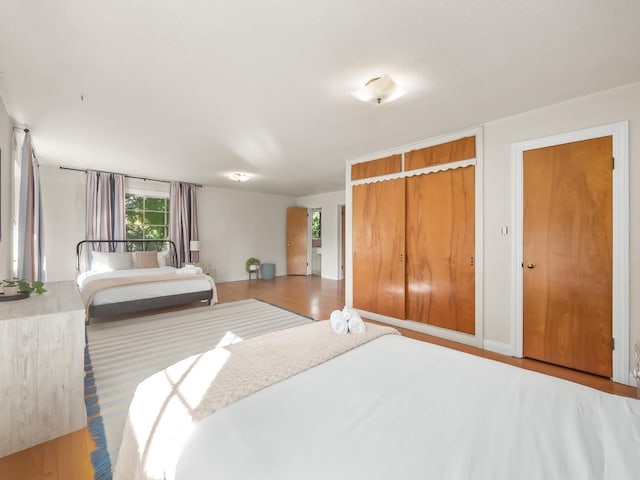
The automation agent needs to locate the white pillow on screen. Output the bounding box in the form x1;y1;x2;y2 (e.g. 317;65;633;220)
91;252;111;272
157;250;170;267
108;252;133;270
91;251;133;271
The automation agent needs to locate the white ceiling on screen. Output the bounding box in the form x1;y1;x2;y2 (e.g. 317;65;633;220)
1;0;639;196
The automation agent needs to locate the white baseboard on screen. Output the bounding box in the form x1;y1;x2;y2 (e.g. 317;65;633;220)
482;339;513;357
354;309;483;348
216;273;287;283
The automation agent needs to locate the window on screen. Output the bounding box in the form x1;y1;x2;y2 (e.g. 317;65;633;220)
125;193;169;241
312;210;321;239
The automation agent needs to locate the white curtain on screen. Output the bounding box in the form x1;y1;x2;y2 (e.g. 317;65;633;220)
17;131;46;281
169;182;199;266
85;170;126;252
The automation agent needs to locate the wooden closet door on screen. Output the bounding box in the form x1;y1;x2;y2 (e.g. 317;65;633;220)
406;167;475;333
523;136;612;377
352;179;405;318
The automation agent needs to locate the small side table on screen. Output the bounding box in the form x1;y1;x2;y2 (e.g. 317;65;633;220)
248;263;260;280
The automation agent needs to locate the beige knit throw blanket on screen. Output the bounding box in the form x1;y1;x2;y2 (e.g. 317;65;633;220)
113;320;399;480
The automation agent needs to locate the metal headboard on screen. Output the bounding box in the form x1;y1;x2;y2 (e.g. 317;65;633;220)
75;239;179;273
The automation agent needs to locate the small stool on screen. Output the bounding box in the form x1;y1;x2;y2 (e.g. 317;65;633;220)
248;263;260;280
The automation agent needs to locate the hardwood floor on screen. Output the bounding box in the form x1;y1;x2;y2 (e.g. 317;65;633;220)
217;275;345;321
1;275;636;479
0;429;94;480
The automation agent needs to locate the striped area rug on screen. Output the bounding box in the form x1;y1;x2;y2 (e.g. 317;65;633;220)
85;299;312;478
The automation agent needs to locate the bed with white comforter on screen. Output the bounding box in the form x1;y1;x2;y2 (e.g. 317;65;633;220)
77;266;214;306
76;240;216;320
115;321;640;480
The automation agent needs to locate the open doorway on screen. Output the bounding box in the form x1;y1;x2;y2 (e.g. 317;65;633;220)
311;208;322;276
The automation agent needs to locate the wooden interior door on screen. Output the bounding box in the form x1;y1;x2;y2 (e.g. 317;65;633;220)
352;179;405;318
523;136;613;377
287;207;308;275
406;167;475;333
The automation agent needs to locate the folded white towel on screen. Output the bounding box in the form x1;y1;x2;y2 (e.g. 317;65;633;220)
177;265;203;275
330;310;349;335
343;308;365;334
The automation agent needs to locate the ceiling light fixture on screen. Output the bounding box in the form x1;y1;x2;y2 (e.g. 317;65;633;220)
229;172;251;182
351;74;406;105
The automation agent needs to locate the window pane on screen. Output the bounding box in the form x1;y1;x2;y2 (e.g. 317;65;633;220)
126;193;169;242
126;211;147;226
312;211;321;238
125;194;143;211
145;226;166;239
145;211;165;226
145;197;167;212
127;224;144;239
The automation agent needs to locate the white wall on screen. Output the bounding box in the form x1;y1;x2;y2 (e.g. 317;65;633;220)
0;99;12;279
197;186;296;283
482;81;640;367
39;165;85;281
296;190;345;280
344;81;640;380
35;167;296;283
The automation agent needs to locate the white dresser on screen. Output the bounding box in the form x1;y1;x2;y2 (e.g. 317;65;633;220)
0;281;86;457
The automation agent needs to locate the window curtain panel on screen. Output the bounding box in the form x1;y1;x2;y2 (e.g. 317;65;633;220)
170;182;199;266
17;132;46;281
85;170;126;253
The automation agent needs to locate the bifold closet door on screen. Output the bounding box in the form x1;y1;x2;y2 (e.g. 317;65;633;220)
352;178;405;318
406;167;475;333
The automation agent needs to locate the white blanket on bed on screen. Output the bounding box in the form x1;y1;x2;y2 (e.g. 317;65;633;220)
174;335;640;480
114;321;399;480
77;267;217;307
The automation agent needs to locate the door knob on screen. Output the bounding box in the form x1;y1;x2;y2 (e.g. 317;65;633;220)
526;262;535;269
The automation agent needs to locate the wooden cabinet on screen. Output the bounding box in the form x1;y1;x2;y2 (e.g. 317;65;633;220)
349;136;477;335
0;281;86;457
406;167;475;333
405;136;475;171
352;179;406;318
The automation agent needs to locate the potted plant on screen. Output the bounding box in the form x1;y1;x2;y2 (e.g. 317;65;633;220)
1;277;47;297
245;257;260;272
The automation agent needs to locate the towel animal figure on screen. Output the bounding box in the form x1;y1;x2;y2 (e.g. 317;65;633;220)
342;307;366;333
330;310;349;334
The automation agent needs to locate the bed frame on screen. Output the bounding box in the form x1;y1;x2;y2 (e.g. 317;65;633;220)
76;239;213;320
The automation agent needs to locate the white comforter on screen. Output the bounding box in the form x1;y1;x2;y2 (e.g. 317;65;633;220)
175;335;640;480
77;267;213;305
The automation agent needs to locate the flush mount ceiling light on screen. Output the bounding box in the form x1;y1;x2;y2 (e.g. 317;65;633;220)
351;74;407;105
229;172;251;182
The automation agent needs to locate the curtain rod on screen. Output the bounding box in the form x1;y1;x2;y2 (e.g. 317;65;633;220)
58;166;203;188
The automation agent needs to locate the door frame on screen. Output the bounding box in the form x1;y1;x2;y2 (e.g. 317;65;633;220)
338;204;345;280
510;121;629;384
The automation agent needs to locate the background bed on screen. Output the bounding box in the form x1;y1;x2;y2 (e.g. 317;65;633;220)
76;239;215;321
